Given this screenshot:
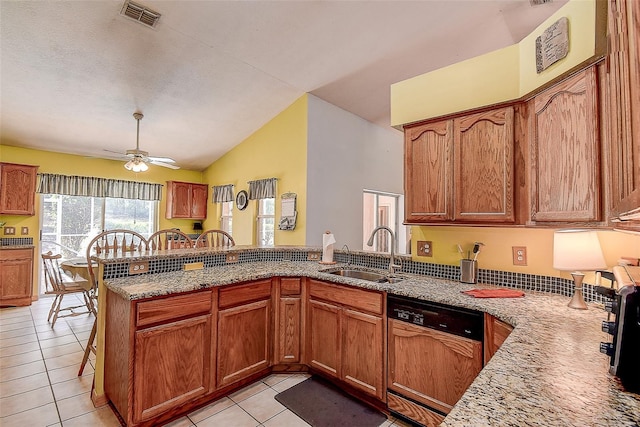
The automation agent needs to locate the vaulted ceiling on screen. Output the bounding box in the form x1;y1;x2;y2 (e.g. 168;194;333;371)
0;0;566;171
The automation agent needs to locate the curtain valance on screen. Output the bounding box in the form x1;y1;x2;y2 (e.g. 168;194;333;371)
248;178;277;200
36;173;163;201
212;184;234;203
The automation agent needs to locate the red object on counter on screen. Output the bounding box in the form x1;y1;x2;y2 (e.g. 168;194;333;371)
462;288;525;298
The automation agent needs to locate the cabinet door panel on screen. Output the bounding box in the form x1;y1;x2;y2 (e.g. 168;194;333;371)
277;297;301;363
167;181;192;218
134;314;211;422
0;163;37;215
454;107;514;222
217;299;271;387
308;299;341;378
404;120;454;223
190;184;208;219
0;248;34;306
388;319;482;415
342;309;384;399
531;68;601;222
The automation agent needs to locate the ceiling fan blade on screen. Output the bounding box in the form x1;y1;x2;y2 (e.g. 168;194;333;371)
147;156;176;163
150;160;180;170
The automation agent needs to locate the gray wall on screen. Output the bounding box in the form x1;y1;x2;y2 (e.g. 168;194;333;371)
305;95;403;250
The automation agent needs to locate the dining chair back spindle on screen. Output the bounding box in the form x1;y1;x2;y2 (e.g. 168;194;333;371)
148;229;194;250
195;229;235;248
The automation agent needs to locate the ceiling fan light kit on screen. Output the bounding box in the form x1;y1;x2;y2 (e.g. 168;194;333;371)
111;112;180;172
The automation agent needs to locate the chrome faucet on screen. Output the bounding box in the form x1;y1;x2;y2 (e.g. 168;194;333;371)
341;244;351;266
366;226;401;275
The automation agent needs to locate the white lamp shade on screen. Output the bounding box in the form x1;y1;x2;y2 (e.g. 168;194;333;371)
553;230;607;271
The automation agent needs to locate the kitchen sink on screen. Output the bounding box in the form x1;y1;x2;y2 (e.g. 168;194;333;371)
323;268;404;284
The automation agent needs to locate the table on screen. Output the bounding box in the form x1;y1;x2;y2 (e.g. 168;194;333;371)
61;258;98;284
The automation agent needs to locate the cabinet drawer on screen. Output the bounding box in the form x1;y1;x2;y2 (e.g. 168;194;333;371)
136;291;212;328
0;248;33;261
218;279;271;309
280;277;301;296
388;393;444;427
309;280;383;315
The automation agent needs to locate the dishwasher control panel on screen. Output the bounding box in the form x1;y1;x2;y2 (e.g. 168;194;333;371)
388;295;483;341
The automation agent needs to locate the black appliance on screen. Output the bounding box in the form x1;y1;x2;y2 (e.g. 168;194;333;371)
597;270;640;393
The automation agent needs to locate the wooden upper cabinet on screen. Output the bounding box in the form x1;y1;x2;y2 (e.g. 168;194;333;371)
166;181;208;219
530;67;601;223
0;163;38;216
404;120;454;223
454;107;514;222
604;0;640;229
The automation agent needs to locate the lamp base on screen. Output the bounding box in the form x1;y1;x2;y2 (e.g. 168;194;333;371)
568;272;588;310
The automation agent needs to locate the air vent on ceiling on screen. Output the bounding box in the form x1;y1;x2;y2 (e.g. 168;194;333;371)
120;0;161;28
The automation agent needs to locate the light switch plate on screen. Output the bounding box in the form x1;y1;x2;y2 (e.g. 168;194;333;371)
4;226;15;235
512;246;527;266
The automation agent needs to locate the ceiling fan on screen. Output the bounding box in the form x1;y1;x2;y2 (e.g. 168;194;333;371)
105;112;179;172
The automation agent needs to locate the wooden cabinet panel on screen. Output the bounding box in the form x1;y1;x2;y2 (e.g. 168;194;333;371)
308;299;341;378
218;279;271;309
404;120;454;223
308;279;383;315
530;67;601;222
0;248;34;306
277;297;301;364
454;107;514;222
342;309;384;399
604;0;640;229
387;393;445;427
483;314;513;365
136;291;212;327
388;319;482;415
217;299;271;387
166;181;208;219
0;163;38;215
133;314;211;422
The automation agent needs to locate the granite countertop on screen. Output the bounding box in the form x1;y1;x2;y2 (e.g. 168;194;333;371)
104;259;640;426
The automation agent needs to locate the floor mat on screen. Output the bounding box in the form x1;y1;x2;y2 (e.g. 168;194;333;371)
274;376;387;427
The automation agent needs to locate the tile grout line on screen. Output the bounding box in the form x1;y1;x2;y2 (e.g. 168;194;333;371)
32;303;65;427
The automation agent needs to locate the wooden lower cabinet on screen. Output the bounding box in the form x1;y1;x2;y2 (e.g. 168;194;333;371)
274;277;303;364
216;280;272;388
306;280;385;400
484;313;514;365
133;315;211;422
0;248;34;307
388;318;482;415
105;289;214;426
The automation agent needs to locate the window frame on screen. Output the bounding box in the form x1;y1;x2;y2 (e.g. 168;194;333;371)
256;198;275;246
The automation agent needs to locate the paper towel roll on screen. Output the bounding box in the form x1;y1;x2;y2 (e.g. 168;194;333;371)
322;231;336;263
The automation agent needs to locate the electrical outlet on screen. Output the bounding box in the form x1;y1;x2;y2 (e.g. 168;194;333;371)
129;261;149;275
512;246;527;266
226;253;239;263
21;227;29;235
308;252;321;261
417;240;433;257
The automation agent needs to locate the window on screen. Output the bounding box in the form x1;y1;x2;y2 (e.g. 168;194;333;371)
40;193;156;265
256;198;275;246
220;201;233;235
363;190;408;254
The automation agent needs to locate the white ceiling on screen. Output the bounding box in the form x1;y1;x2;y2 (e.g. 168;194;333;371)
0;0;567;171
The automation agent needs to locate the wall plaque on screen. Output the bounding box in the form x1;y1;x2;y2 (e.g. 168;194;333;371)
536;17;569;73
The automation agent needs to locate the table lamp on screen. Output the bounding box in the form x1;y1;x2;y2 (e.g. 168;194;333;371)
553;229;607;310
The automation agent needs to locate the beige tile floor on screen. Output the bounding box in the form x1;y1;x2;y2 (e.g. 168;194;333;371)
1;296;411;427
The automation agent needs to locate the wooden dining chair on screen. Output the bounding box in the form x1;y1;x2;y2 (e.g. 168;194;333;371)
41;251;96;328
195;229;235;248
148;229;194;250
78;229;149;376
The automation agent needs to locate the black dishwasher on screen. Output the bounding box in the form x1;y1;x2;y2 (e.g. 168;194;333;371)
387;295;484;427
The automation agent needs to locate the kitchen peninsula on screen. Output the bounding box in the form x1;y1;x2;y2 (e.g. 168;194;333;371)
93;246;639;427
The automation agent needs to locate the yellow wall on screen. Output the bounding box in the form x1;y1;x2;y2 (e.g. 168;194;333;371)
203;95;308;246
412;226;640;283
391;0;605;126
0;144;204;296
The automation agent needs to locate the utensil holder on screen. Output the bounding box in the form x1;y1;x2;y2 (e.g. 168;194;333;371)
460;259;478;284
